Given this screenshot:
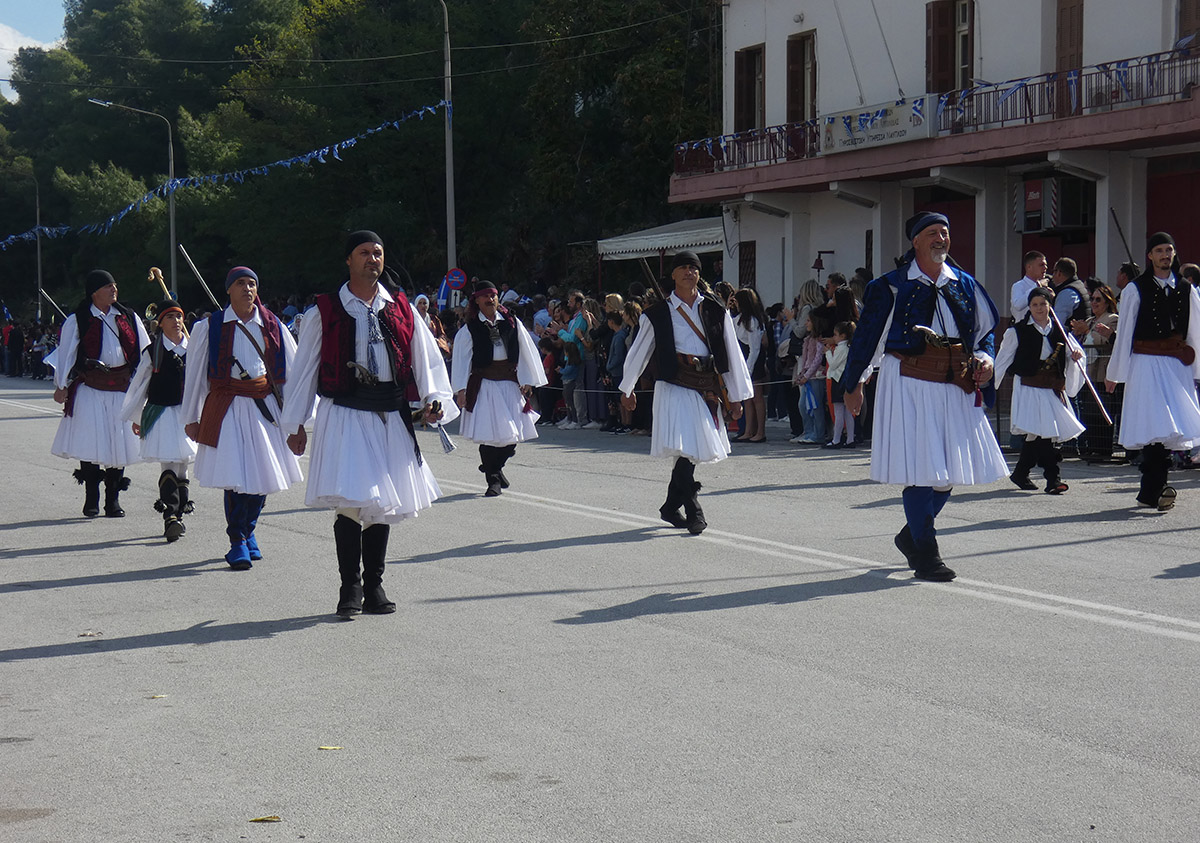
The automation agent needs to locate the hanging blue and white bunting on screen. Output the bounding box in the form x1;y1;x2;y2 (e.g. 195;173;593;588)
0;100;451;252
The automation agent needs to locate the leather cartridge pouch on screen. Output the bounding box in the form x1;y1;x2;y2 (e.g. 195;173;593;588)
1132;334;1196;366
667;353;725;420
889;344;975;394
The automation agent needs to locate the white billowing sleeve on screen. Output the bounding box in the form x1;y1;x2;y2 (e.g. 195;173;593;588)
180;318;211;426
1106;284;1138;384
54;316;81;389
1064;333;1085;398
516;322;548;388
1188;284;1200;381
618;315;656;396
409;302;459;424
992;327;1018;386
719;308;755;402
972;283;998;367
450;325;472;393
279;307;323;432
120;348;153;423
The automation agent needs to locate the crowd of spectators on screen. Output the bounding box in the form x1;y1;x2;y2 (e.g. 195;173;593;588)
10;256;1190;470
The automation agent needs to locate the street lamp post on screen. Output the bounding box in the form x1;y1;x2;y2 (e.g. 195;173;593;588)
438;1;457;284
33;175;42;323
88;98;177;297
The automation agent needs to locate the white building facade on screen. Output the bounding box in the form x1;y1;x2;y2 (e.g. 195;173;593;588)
671;0;1200;311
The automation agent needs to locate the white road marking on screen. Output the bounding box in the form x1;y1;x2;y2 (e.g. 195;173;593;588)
438;479;1200;643
0;398;61;416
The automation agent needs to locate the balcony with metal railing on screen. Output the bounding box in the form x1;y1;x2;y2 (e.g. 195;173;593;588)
674;46;1200;178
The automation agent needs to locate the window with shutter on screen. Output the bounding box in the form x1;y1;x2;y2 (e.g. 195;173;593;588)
787;33;817;124
926;0;956;94
738;242;757;289
734;46;765;133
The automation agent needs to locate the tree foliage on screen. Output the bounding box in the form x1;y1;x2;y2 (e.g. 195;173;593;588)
0;0;719;318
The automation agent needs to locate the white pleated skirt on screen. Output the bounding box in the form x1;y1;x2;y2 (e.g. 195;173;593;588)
869;355;1007;487
305;401;441;524
649;381;731;464
51;386;142;468
193;394;301;495
1009;378;1085;442
1118;354;1200;450
139;405;198;464
457;380;540;446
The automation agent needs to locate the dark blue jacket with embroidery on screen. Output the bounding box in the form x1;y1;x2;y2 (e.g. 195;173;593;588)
840;260;999;396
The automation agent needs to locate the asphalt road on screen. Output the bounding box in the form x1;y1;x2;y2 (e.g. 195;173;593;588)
1;375;1198;842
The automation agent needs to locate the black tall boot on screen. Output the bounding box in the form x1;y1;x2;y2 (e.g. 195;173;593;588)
479;445;503;497
156;470;184;542
496;444;516;489
682;481;707;535
333;514;363;617
659;457;691;528
1042;440;1068;494
103;468;129;517
1009;440;1039;490
361;523;396;614
1137;443;1174;509
74;461;102;517
177;478;193;536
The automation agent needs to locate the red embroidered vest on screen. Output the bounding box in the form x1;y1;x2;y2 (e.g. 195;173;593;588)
315;289;415;397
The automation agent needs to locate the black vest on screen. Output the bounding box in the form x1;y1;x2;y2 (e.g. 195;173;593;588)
146;336;186;407
1133;273;1190;340
644;294;731;380
1051;277;1090;323
1010;320;1066;378
467;308;520;369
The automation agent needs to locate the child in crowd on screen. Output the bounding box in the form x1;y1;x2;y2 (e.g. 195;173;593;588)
792;315;828;445
824;320;856;449
556;342;582;429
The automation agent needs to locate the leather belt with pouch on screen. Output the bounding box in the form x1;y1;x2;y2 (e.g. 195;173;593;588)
1020;367;1067;392
464;360;519;411
888;345;975;394
1132;334;1196;366
667;353;725;420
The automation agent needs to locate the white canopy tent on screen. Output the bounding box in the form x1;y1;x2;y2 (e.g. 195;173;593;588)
594;218;724;292
596;218;724;261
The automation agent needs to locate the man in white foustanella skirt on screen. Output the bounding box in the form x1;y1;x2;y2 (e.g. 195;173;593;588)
120;299;199;541
52;270;151;518
1104;231;1200;511
451;278;547;497
283;231;457;618
842;213;1008;582
182;266;302;571
619;250;753;535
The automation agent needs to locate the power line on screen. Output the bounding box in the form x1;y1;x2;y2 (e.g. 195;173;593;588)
0;21;719;95
0;40;671;93
0;11;691;67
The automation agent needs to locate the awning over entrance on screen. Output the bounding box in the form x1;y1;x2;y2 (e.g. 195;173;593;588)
596;218;724;260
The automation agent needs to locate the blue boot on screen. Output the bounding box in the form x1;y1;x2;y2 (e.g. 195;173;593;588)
224;491;252;570
244;494;265;560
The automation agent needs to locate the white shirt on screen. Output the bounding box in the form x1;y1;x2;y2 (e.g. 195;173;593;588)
54;304;152;389
1011;275;1041;322
280;284;459;431
618;291;754;402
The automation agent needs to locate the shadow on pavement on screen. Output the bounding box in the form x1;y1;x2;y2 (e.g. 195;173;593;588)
553;570;910;625
390;526;661;565
0;615;333;663
0;559;216;594
1155;561;1200;579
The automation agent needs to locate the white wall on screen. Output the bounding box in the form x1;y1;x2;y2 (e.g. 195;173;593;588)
723;0;1182;134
